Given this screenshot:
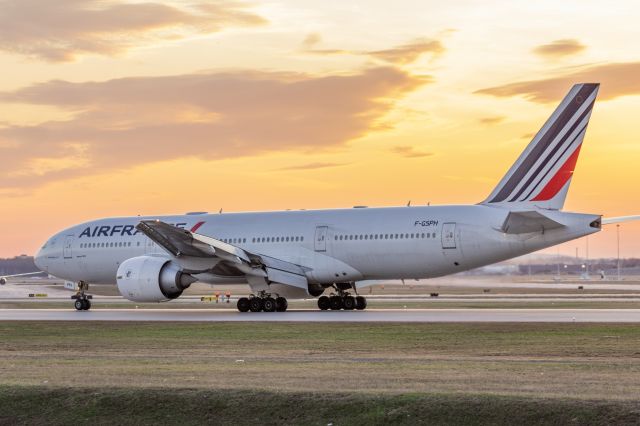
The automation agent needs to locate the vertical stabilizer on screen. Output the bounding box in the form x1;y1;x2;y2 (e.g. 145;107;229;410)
483;83;599;210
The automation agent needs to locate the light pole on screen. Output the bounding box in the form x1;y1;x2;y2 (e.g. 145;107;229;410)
617;224;621;281
585;236;590;279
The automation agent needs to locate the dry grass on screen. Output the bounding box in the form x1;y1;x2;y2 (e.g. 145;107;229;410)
1;322;640;401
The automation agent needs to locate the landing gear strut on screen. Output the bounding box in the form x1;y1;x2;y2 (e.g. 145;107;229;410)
72;281;92;311
318;283;367;311
237;291;288;313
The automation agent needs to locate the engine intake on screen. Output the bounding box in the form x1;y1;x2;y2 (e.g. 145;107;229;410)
116;256;196;303
307;283;325;297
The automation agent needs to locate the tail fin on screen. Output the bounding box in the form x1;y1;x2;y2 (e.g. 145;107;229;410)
483;83;599;210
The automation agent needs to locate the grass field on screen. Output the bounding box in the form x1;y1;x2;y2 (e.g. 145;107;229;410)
1;322;640;424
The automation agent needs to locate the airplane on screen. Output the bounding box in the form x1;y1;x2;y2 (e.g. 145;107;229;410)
31;83;640;312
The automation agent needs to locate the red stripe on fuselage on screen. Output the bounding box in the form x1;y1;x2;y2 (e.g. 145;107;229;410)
190;221;205;233
531;144;582;201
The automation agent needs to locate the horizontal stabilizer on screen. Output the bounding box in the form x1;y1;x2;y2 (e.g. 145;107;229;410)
500;210;565;234
602;216;640;225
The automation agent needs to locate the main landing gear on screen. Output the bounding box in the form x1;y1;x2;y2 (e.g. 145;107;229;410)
237;291;288;313
317;284;367;311
72;281;93;311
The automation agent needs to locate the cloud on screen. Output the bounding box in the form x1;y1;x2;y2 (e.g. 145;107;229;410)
277;162;347;171
368;39;445;65
300;33;349;55
300;34;444;65
532;39;586;59
391;146;433;158
479;116;505;125
475;62;640;103
0;0;266;62
0;67;427;190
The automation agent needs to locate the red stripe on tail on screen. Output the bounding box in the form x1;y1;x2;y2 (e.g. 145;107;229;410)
531;144;582;201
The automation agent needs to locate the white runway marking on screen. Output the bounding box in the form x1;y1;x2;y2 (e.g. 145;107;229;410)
1;308;640;322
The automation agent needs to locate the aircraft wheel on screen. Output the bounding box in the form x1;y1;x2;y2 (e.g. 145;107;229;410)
74;299;84;311
263;297;277;313
329;295;343;310
275;297;288;312
355;296;367;310
83;299;91;311
317;296;330;311
343;296;356;310
249;297;263;312
237;297;250;313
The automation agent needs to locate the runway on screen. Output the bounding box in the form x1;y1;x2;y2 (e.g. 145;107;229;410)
2;308;640;322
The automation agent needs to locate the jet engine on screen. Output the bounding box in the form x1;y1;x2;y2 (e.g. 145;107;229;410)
307;283;325;297
0;277;6;285
116;256;196;303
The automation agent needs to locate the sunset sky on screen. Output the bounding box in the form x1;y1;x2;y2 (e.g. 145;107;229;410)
2;0;640;259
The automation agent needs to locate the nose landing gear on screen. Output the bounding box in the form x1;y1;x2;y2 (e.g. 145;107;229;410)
72;281;92;311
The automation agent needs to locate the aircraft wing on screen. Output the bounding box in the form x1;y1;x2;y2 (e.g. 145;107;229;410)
602;216;640;225
0;271;46;285
136;220;309;291
500;211;565;234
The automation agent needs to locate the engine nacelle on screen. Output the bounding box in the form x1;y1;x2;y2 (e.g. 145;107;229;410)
307;283;325;297
0;277;6;285
116;256;196;303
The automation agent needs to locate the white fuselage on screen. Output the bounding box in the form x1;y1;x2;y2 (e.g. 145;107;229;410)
34;205;600;289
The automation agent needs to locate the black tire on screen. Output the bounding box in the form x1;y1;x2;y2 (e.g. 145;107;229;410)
83;299;91;311
237;297;250;313
317;296;330;311
249;297;263;312
74;299;84;311
343;296;356;310
263;297;277;312
355;296;367;310
329;295;343;310
275;297;288;312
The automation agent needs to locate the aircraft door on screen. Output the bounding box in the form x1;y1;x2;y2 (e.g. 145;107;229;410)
63;235;74;259
441;223;457;249
314;226;328;252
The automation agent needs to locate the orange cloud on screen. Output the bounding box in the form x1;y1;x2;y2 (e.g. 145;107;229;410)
277;162;347;171
391;146;433;158
479;116;505;125
300;34;445;65
0;67;426;191
368;39;445;64
300;33;349;55
475;62;640;102
532;39;586;59
0;0;266;62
